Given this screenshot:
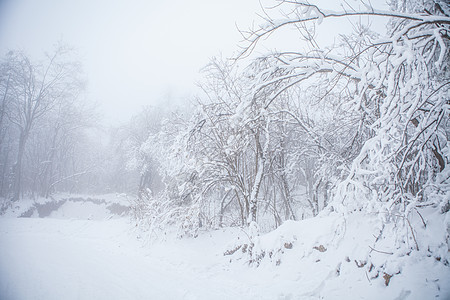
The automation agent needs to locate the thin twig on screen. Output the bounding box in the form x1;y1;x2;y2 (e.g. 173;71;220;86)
369;246;394;255
406;217;419;251
414;208;426;228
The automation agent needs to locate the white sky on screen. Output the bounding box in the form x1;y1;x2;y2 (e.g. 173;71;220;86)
0;0;388;125
0;0;262;125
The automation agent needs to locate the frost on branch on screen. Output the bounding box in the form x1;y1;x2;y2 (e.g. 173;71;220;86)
129;4;449;274
240;0;449;215
233;0;450;265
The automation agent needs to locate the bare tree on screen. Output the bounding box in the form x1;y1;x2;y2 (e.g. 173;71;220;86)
1;46;83;201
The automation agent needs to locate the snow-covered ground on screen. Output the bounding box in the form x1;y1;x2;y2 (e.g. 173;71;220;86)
0;195;449;299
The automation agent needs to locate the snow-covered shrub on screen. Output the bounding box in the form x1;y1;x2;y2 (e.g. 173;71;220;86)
130;189;201;240
225;215;346;267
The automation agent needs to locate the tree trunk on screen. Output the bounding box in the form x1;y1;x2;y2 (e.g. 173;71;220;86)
0;138;11;197
0;75;11;147
40;126;60;197
281;172;296;220
12;130;28;201
250;133;265;223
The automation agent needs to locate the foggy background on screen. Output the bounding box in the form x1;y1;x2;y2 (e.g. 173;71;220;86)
0;0;262;125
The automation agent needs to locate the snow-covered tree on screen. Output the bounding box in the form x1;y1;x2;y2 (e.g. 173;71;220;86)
238;0;449;217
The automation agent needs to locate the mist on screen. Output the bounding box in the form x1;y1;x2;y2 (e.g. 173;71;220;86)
0;0;262;125
0;0;449;299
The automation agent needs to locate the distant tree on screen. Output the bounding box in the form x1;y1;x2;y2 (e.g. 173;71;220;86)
121;106;165;197
0;45;85;201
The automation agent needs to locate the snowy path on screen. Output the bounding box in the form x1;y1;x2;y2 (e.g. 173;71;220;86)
0;218;254;300
1;197;448;300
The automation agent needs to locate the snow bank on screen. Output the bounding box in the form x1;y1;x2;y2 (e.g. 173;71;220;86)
225;209;450;299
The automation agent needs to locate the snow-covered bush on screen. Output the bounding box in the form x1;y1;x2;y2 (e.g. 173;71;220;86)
131;189;201;240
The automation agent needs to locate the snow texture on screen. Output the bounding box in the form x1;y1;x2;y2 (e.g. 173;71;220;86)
1;195;448;299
